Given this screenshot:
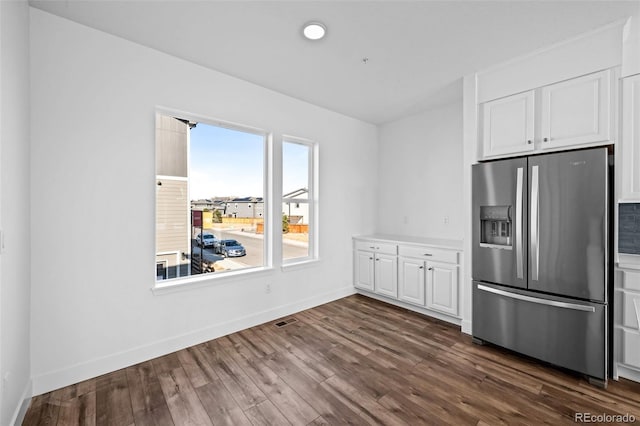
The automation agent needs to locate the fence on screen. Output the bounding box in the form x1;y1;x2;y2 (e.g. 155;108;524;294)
256;223;308;234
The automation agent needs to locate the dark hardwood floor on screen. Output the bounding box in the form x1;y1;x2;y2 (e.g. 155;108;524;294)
23;294;640;425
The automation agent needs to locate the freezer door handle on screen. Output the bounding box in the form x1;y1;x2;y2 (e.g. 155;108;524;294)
477;284;596;312
530;165;540;281
515;167;524;280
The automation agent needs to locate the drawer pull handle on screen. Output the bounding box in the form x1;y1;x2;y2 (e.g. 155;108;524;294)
369;246;375;249
423;253;433;256
477;284;595;312
419;266;424;269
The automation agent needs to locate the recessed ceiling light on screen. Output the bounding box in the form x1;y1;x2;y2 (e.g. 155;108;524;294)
303;22;326;41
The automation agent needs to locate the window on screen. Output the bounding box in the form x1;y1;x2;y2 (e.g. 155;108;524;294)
155;112;267;283
282;139;316;262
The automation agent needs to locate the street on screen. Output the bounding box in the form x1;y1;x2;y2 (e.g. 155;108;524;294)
192;229;309;271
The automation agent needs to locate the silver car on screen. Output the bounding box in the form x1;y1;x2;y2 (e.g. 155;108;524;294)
219;239;246;257
195;233;217;248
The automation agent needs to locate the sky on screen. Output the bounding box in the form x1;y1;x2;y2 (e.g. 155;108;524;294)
189;121;309;200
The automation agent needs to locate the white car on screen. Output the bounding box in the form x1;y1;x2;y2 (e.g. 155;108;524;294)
195;233;217;248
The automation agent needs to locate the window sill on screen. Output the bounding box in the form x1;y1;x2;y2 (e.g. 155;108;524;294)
281;258;320;272
152;266;275;295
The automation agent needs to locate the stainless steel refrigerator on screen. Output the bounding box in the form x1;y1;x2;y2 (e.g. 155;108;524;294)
472;147;611;386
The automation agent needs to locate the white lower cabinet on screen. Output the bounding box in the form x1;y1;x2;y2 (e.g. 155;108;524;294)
354;236;461;324
354;242;397;297
399;257;426;306
621;329;640;371
426;261;459;316
354;250;375;292
374;253;398;298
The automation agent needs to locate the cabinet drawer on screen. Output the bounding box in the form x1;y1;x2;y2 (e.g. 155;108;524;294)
622;328;640;370
622;270;640;291
398;245;458;264
622;292;640;330
354;240;397;255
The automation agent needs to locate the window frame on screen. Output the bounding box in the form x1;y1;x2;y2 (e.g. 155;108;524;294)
281;136;319;266
154;108;272;291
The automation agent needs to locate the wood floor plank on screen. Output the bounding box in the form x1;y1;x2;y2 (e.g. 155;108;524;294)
197;340;267;411
23;294;640;426
22;392;61;426
243;400;291;426
56;392;96;426
52;378;96;403
157;367;212;426
125;361;174;426
194;379;252;426
95;370;135;426
236;328;275;358
176;346;218;389
263;353;368;425
254;324;335;382
150;353;182;376
254;322;337;381
295;311;375;356
320;375;408;425
218;336;320;425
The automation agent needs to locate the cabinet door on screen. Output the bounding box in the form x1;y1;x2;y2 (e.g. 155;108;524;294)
426;261;458;316
482;90;535;158
621;74;640;200
354;250;374;291
398;257;425;306
540;69;611;149
374;253;398;298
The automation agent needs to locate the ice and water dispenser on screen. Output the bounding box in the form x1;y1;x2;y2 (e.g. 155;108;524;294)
479;206;512;248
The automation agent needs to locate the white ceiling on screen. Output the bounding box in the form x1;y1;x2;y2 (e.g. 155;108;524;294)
29;0;640;124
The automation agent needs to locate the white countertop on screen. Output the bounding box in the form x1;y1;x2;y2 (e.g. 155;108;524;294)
354;234;463;251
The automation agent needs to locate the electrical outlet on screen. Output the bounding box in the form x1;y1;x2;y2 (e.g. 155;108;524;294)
266;283;271;294
443;216;449;224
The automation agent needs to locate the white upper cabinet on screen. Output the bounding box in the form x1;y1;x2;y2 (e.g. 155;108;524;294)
621;73;640;200
482;91;535;157
481;69;614;159
540;69;611;149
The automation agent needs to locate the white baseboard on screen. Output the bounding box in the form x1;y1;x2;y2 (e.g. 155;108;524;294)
10;379;32;426
616;365;640;384
355;290;462;328
31;286;356;396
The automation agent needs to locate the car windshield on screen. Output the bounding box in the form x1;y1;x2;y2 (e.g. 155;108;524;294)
203;235;214;240
225;240;239;246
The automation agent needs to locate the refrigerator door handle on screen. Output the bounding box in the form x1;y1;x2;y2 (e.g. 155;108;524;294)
515;167;524;280
531;165;540;281
477;284;596;312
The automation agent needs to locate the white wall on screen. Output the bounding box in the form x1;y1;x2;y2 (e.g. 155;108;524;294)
30;8;377;395
1;0;32;424
376;100;463;240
